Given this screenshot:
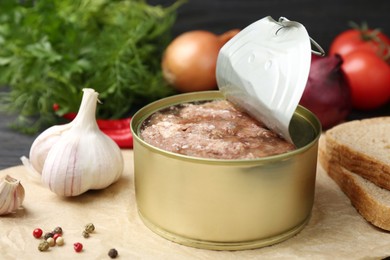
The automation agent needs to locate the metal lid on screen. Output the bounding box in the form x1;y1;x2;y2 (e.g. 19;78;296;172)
216;16;319;143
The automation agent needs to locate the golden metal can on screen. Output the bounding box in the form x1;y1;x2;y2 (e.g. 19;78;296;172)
130;91;321;250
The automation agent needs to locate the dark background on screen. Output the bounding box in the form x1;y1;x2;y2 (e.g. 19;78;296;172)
150;0;390;51
1;0;389;169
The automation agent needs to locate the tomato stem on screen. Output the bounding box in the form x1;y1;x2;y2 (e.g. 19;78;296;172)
348;21;390;63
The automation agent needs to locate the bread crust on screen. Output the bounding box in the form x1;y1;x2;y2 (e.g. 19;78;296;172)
327;163;390;231
319;135;390;231
325;117;390;190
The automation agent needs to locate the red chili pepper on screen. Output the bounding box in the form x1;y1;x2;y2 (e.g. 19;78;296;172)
98;118;133;148
53;103;77;120
102;128;133;148
63;112;77;121
63;116;133;148
53;104;133;148
97;118;132;130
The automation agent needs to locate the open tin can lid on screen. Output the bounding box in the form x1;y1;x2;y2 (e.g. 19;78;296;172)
216;16;323;143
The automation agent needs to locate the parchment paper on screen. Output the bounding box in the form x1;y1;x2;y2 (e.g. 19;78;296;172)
1;136;389;260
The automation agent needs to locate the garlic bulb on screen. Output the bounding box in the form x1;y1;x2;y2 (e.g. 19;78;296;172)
26;88;124;196
0;175;25;215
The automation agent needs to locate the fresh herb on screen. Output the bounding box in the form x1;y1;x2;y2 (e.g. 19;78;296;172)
0;0;183;134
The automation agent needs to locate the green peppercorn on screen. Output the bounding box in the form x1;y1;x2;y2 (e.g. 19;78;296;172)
43;232;54;240
38;240;50;252
108;248;118;258
53;226;63;235
84;223;95;233
82;230;90;238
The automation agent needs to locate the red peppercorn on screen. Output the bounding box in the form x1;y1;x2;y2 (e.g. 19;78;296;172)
73;242;83;252
53;233;61;242
33;228;43;239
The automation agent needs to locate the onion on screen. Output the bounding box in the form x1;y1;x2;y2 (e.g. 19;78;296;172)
299;54;352;129
162;29;239;92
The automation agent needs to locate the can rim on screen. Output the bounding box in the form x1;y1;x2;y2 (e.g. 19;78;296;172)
130;91;321;166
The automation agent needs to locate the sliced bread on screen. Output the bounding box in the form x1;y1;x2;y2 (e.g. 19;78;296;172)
319;135;390;231
325;117;390;190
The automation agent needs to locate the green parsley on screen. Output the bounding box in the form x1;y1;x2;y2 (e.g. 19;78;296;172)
0;0;183;133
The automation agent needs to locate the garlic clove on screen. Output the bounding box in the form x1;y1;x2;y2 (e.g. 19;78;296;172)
29;123;72;174
0;175;25;215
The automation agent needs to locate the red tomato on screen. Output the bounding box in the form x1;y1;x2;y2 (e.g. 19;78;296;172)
330;29;390;58
341;50;390;110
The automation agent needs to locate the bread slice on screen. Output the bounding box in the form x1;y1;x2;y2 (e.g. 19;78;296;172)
325;117;390;190
319;135;390;231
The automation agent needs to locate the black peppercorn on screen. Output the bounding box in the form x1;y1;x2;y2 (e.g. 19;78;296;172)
53;226;63;235
43;232;54;240
108;248;118;258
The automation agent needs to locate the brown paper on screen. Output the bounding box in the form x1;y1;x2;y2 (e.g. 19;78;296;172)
1;140;390;259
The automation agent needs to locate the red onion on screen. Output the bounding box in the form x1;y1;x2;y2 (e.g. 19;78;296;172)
299;54;352;129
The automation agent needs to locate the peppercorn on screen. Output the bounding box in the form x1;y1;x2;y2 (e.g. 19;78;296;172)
56;236;65;246
73;242;83;252
53;226;63;235
82;230;90;238
46;237;55;247
84;223;95;233
108;248;118;259
38;240;50;252
33;228;43;239
53;233;61;242
43;232;54;240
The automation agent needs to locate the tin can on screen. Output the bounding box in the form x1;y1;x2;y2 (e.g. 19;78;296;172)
131;91;321;250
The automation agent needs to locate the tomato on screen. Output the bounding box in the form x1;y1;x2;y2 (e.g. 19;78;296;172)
329;29;390;59
341;50;390;110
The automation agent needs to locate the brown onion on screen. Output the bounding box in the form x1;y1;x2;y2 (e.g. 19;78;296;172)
162;29;239;92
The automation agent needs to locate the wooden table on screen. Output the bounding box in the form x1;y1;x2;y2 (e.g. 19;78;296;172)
1;147;390;259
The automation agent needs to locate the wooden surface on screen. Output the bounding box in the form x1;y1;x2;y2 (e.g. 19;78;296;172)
1;0;390;169
1;149;390;259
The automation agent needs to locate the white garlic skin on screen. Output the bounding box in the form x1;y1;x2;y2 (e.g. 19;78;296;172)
29;123;72;174
0;175;25;215
41;88;124;196
42;129;123;196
